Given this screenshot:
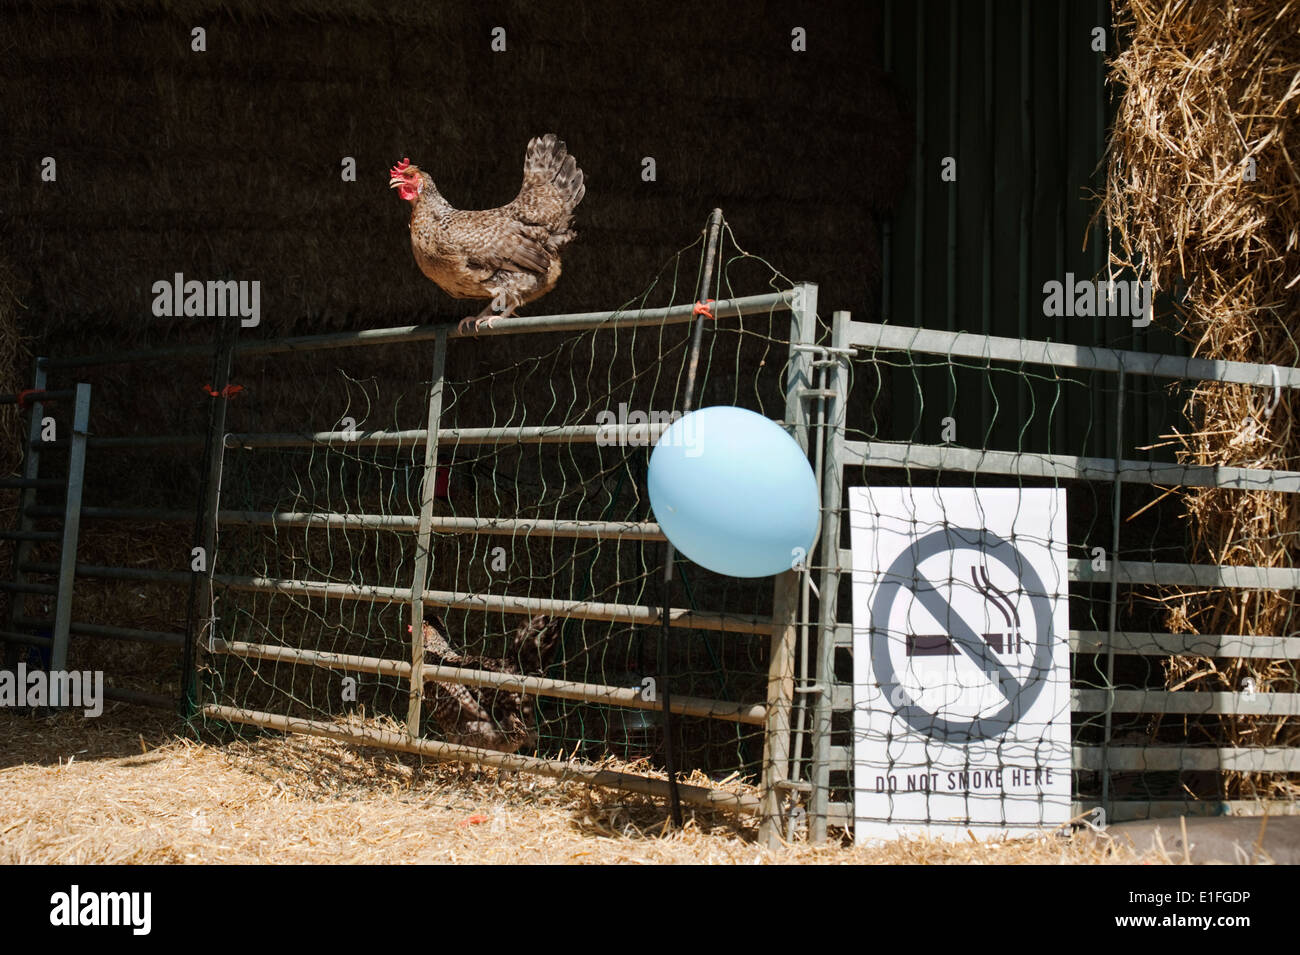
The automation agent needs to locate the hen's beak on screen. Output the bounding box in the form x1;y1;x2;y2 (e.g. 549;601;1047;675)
388;176;404;189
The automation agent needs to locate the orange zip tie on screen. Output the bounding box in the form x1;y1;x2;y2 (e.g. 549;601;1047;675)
202;384;244;399
693;299;715;320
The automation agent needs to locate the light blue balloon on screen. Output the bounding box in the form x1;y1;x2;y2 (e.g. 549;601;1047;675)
648;406;820;578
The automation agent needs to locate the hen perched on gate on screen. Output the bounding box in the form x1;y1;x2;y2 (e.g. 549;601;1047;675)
418;613;562;753
389;134;586;334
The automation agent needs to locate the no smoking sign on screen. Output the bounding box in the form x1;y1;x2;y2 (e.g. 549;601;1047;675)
849;488;1072;841
869;526;1055;743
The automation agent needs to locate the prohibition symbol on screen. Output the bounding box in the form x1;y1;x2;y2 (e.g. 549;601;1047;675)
869;527;1055;743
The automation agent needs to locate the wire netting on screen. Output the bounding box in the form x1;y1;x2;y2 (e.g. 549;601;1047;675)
195;223;809;784
828;330;1296;828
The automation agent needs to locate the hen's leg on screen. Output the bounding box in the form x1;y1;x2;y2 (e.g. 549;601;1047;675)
456;306;491;335
458;290;521;334
474;296;521;331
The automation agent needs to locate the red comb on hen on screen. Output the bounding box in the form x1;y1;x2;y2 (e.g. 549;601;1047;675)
390;157;412;178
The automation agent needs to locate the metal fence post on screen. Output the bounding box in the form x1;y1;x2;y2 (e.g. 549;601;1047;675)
1100;359;1126;819
48;382;90;700
759;282;818;846
761;571;799;846
408;327;448;738
810;310;850;843
183;319;237;715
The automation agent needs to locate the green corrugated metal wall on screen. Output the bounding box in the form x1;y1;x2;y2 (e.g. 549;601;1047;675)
878;0;1189;462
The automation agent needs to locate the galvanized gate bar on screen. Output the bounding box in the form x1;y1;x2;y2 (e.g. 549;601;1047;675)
1073;689;1300;716
0;530;61;542
1068;558;1300;589
1070;630;1300;659
849;319;1300;388
843;439;1300;491
23;505;671;540
61;423;687;452
21;561;777;634
1074;746;1300;773
12;617;184;647
211;638;766;725
0;580;56;595
819;684;1300;717
833;550;1300;590
223;423;680;450
0;477;66;490
0;629;52;647
44;292;796;369
1071;799;1300;823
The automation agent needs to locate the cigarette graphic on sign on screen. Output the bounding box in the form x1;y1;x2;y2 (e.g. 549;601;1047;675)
904;564;1028;657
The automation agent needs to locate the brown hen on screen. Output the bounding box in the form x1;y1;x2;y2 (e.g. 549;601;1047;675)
419;612;562;754
389;135;586;334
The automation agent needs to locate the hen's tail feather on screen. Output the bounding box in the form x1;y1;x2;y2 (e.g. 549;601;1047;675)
524;134;586;214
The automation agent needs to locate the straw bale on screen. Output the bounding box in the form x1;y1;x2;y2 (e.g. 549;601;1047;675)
1103;0;1300;796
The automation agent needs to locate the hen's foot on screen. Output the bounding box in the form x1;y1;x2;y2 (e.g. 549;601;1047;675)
458;299;519;335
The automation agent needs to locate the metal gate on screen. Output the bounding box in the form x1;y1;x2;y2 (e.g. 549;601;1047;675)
7;263;821;845
805;312;1300;839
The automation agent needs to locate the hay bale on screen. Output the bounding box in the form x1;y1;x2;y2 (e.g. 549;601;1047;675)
0;251;33;628
1103;0;1300;797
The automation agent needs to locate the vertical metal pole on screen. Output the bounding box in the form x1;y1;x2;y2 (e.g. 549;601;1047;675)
946;0;958;336
1053;0;1068;458
48;383;90;701
914;0;926;326
786;359;828;818
658;208;725;828
759;281;817;846
183;319;237;715
880;1;894;328
3;359;46;671
783;285;818;452
1017;0;1032;440
408;327;448;738
1100;361;1125;817
981;0;994;433
1094;0;1109;457
762;572;799;844
810;311;851;844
